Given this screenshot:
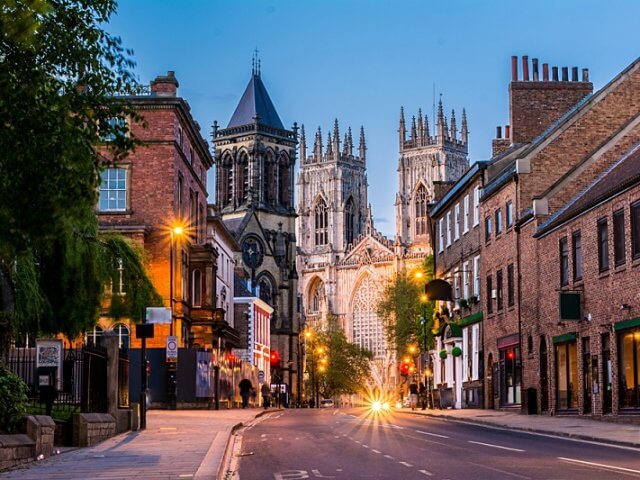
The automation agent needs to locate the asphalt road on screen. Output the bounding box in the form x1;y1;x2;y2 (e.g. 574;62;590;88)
233;407;640;480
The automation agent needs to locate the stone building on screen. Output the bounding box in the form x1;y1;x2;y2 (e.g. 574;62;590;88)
212;65;300;401
297;103;468;392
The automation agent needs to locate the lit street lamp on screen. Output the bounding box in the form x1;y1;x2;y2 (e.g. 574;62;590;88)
167;223;184;410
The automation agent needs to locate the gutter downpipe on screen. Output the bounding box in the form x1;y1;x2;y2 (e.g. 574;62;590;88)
515;174;523;408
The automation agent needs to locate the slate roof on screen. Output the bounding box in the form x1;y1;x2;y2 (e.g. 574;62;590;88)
234;273;253;298
227;74;284;130
536;142;640;236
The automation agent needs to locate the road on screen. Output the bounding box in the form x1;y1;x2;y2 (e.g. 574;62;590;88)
233;407;640;480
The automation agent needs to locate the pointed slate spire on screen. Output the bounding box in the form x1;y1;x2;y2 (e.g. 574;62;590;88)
332;118;340;160
450;109;457;141
314;127;323;160
359;126;366;161
343;132;349;156
325;131;333;158
410;116;417;145
436;98;445;139
365;203;374;235
299;124;307;162
417;109;424;147
347;127;354;156
424;113;430;143
461;108;468;145
227;70;284;129
399;106;406;149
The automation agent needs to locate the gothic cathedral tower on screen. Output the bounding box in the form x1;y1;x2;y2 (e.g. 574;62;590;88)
395;100;469;252
296;120;368;328
213;63;299;395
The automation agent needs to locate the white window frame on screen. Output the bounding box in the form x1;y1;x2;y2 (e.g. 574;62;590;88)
453;269;460;300
506;201;513;228
473;255;481;297
438;218;444;253
463;195;470;234
454;203;460;241
446;211;452;247
99;168;128;212
462;260;470;299
473;186;480;226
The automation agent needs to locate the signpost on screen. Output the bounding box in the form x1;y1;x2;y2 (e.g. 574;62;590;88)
166;336;178;362
135;320;155;430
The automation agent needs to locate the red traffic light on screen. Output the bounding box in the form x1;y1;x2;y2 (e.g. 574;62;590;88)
270;350;280;366
400;362;410;376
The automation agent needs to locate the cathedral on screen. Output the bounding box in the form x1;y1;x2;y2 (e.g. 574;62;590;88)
297;103;469;390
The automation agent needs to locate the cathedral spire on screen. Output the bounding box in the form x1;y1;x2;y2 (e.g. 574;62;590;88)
417;109;424;147
461;108;469;145
299;124;307;162
345;126;354;156
314;127;323;160
410;115;417;145
359;126;366;161
424;112;430;143
326;131;333;158
251;48;261;77
399;106;406;150
332;118;340;161
450;109;457;141
436;98;444;140
365;203;374;235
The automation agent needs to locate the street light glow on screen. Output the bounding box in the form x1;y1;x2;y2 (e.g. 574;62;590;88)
415;271;424;279
305;330;313;339
173;226;184;236
420;293;428;303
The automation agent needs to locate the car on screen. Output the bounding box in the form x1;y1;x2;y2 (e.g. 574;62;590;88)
320;398;334;408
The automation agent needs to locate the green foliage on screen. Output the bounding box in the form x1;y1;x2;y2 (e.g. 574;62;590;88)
452;346;462;357
308;317;372;398
0;363;29;433
377;256;435;358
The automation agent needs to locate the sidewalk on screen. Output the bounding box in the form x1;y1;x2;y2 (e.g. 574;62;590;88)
398;407;640;448
1;408;267;480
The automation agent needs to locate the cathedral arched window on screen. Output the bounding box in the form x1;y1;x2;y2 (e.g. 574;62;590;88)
263;151;276;205
278;154;290;208
257;274;275;307
237;152;249;203
414;184;429;236
308;279;325;314
314;198;329;246
221;154;233;206
351;275;385;357
345;197;355;246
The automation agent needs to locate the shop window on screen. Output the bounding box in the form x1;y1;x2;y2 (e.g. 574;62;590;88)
555;341;578;410
499;347;521;405
618;326;640;409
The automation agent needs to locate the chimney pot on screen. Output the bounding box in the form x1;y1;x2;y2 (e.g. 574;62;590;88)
511;56;518;81
562;66;569;81
522;55;529;81
571;67;578;81
552;66;559;81
582;68;589;82
532;58;539;81
505;125;511;139
543;63;549;81
496;126;502;139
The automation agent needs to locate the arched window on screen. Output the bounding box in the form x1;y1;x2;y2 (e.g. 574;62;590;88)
257;275;274;307
309;280;325;314
192;269;202;307
86;325;103;347
314;198;329;246
352;275;385;357
263;151;276;205
345;197;355;245
278;155;290;207
221;154;233;206
113;324;130;349
414;184;429;236
237;153;249;203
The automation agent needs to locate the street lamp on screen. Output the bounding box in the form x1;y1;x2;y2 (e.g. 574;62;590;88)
167;223;185;410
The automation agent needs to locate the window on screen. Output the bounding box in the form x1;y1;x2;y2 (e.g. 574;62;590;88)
415;185;429;236
181;251;188;301
485;216;492;243
438;218;444;253
506;201;513;228
192;269;202;307
473;256;480;297
560;236;569;286
496;269;503;310
462;261;470;299
278;159;290;207
555;341;578;410
572;231;582;281
613;209;626;266
99;168;127;212
453;271;460;301
618;326;640;409
598;218;609;272
189;190;195;229
463;195;470;233
454;203;460;240
507;263;514;307
178;127;183;148
495;209;503;235
486;274;493;314
345;197;355;245
86;325;103;347
632;200;640;259
114;323;130;349
189;148;194;166
314;199;329;246
238;154;249;203
178;175;184;218
446;211;452;246
473;186;480;226
100;117;126;142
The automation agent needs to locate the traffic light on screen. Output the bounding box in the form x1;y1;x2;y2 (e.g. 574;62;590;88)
270;350;280;367
400;361;410;376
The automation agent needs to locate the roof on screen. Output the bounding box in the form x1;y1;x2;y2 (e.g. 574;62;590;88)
536;142;640;236
234;273;252;297
227;74;284;130
430;161;487;217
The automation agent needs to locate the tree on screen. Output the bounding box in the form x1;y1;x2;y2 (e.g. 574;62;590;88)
0;0;159;352
307;317;372;398
377;256;435;359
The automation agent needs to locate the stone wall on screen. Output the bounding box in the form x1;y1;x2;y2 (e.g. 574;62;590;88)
0;415;55;471
73;413;116;447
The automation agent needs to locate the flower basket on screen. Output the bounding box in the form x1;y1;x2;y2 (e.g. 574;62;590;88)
439;350;447;360
458;298;469;310
452;346;462;357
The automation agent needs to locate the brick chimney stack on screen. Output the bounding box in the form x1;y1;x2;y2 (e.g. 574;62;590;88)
508;55;592;144
151;71;179;97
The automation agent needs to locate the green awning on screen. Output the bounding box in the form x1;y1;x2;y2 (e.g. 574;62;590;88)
458;312;483;327
614;317;640;331
553;332;577;344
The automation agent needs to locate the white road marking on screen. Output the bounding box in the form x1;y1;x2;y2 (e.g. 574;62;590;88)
415;430;449;439
311;469;336;478
558;457;640;475
399;461;413;467
468;440;525;452
334;435;340;438
333;410;339;416
371;449;381;454
418;470;433;476
362;444;369;448
354;440;361;444
384;455;395;460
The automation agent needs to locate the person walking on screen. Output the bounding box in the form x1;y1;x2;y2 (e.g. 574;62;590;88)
239;378;252;409
409;381;419;411
261;383;271;409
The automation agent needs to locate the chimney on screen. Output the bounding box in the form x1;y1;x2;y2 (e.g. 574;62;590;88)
582;68;589;82
543;63;549;81
496;126;502;139
151;71;179;97
511;56;518;81
504;125;511;139
522;56;529;81
562;67;569;82
571;67;578;82
492;124;510;157
552;66;559;81
532;58;539;81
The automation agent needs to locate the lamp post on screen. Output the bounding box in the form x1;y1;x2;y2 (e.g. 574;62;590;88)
167;225;184;410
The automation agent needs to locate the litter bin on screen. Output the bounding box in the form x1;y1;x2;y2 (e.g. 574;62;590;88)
526;387;537;415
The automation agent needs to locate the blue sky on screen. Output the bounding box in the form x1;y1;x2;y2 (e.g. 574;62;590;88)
108;0;640;237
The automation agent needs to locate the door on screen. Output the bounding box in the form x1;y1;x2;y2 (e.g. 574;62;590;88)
540;337;549;412
582;337;591;414
602;333;612;414
486;353;494;409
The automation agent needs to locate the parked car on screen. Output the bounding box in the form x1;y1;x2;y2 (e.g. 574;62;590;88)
320;398;334;408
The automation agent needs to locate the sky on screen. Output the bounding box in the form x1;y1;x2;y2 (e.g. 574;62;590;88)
107;0;640;237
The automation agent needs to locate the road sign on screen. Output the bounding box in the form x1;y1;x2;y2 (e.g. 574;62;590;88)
258;370;265;382
146;307;172;324
166;336;178;362
135;323;154;339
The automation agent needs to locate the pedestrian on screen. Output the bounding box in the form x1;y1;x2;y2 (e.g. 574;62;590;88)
419;382;427;410
409;381;419;411
261;383;271;409
239;378;252;409
250;387;257;407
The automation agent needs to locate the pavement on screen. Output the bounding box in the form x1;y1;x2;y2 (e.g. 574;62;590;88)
2;406;637;480
397;407;640;448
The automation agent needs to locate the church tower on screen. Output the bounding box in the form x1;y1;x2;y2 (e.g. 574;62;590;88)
395;100;469;252
213;60;299;398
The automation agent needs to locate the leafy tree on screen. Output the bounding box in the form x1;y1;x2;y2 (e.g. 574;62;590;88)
0;0;159;353
0;362;29;433
377;256;435;359
308;317;372;398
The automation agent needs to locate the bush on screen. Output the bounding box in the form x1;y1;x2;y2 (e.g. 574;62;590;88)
0;363;29;433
